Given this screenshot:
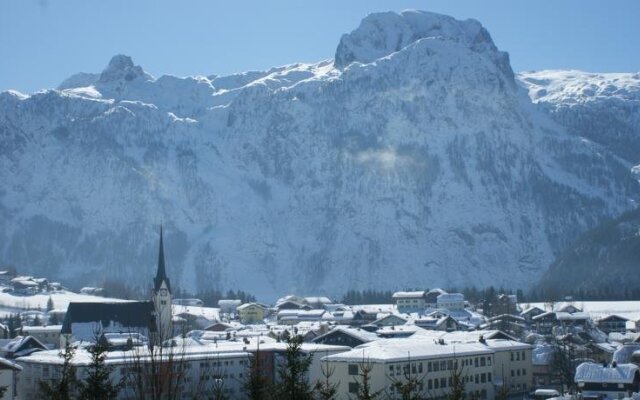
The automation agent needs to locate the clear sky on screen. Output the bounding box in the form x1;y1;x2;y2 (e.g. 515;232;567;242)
1;0;639;93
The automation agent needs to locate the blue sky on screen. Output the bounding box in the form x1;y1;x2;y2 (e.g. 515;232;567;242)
1;0;639;93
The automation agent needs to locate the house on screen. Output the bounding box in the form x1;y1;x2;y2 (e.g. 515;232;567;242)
277;309;325;325
575;362;640;399
0;357;21;400
414;315;460;331
520;306;545;323
598;315;629;334
350;310;378;326
204;322;236;332
0;336;47;359
496;294;518;315
555;303;582;314
556;311;591;328
371;314;408;327
304;297;332;309
237;303;268;324
313;326;379;348
392;291;427;313
482;314;526;336
425;288;447;308
532;312;557;335
10;277;38;295
436;293;465;311
61;301;156;346
21;325;62;349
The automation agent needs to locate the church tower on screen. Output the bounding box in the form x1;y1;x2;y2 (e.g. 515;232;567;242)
152;225;173;342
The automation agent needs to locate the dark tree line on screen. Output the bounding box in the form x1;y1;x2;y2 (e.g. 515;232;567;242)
341;290;394;305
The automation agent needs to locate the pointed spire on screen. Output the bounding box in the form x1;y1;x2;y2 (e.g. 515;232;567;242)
154;224;171;293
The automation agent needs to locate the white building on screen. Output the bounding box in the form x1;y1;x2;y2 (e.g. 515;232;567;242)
437;293;465;311
392;291;427;313
20;325;62;349
0;357;22;400
323;339;496;399
16;344;250;399
575;362;640;399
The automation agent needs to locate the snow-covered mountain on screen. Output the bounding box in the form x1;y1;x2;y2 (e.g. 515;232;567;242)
518;70;640;165
1;10;638;300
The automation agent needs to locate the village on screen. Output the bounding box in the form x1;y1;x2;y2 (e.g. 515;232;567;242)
0;233;637;399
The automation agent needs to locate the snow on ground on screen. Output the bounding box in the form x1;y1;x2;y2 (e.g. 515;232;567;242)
0;290;129;316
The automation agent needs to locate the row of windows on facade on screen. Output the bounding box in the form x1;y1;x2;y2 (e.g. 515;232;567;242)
347;356;494;377
510;368;527;377
27;358;248;379
348;381;490;399
510;351;527;361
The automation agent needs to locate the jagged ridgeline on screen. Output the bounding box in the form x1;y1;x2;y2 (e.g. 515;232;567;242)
0;10;638;299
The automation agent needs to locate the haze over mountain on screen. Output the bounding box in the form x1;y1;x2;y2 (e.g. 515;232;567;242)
1;10;638;299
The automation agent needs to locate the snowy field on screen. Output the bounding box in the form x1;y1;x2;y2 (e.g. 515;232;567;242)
0;290;129;317
520;301;640;322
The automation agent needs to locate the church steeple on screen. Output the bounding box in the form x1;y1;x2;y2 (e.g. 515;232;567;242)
154;224;171;293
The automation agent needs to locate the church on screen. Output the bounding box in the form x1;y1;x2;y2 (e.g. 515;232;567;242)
61;227;173;346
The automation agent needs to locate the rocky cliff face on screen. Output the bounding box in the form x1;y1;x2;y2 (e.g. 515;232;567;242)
1;11;637;299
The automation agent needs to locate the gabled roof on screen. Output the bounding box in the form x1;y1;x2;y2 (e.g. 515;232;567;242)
575;362;639;384
598;314;629;322
2;335;47;357
61;302;156;335
520;306;545;316
392;291;426;299
312;326;379;344
237;302;268;311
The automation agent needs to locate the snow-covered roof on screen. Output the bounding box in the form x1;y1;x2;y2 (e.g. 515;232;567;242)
22;325;62;333
392;291;425;299
323;339;492;363
304;296;332;305
556;311;590;321
437;293;464;302
575;362;639;384
237;303;268;311
313;326;379;344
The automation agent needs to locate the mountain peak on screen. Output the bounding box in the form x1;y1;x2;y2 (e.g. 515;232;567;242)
334;10;497;69
99;54;152;83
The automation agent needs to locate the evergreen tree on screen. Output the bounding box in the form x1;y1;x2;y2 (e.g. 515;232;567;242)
77;339;121;400
274;334;314;400
38;341;78;399
46;296;54;312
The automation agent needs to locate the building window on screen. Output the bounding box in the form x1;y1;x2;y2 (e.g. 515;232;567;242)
348;382;359;394
348;364;358;376
521;351;526;361
418;363;423;373
428;379;432;390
